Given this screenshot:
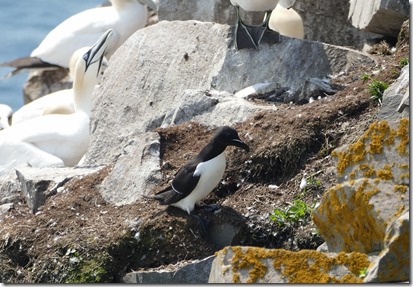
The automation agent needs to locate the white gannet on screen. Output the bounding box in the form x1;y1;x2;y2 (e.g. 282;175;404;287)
11;48;89;125
0;29;113;169
1;0;147;77
230;0;280;50
0;104;13;129
269;0;304;39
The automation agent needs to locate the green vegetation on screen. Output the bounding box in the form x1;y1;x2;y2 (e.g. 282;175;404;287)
64;247;111;283
399;57;409;67
360;73;370;81
270;199;315;227
368;80;389;104
359;267;368;278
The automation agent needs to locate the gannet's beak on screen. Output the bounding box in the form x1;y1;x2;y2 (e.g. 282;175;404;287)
83;29;113;74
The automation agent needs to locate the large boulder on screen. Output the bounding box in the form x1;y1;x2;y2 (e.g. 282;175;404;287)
377;64;409;120
348;0;410;37
208;246;377;283
82;21;374;205
364;211;409;282
313;118;409;253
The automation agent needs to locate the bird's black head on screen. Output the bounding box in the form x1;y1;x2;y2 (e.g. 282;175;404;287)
213;126;250;152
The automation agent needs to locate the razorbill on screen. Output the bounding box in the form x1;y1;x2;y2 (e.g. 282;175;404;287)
149;126;250;215
0;29;113;168
230;0;280;50
0;0;148;78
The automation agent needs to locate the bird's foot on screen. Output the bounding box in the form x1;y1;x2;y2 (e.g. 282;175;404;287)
260;29;281;46
234;22;259;50
192;214;210;239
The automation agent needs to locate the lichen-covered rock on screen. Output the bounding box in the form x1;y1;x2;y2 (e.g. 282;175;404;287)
363;211;409;282
209;246;376;283
312;178;408;253
332;118;409;184
313;118;409;254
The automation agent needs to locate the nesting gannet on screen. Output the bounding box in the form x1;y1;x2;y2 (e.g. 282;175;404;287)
230;0;280;49
1;0;147;77
0;104;13;129
0;29;113;169
11;48;89;125
269;0;304;39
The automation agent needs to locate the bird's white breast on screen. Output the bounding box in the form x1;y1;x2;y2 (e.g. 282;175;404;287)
230;0;280;12
171;152;226;214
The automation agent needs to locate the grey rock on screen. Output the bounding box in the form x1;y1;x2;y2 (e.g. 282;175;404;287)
364;211;409;282
0;171;20;204
378;64;409;120
397;90;409;113
98;132;162;206
294;0;383;49
349;0;410;37
15;166;105;213
123;255;215;283
0;203;14;216
23;68;72;104
85;21;374;167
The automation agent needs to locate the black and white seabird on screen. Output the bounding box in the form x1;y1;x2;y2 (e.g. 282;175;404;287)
149;126;250;216
230;0;281;50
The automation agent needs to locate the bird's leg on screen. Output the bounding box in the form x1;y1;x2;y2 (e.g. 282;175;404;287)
259;10;281;46
253;9;273;46
233;5;259;50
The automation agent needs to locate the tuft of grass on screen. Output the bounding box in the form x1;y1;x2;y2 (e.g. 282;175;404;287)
360;73;370;81
399;57;409;67
368;80;389;104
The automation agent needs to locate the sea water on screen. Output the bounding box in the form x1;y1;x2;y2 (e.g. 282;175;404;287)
0;0;103;111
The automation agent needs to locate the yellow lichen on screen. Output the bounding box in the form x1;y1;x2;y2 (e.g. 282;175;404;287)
231;246;268;283
359;163;375;178
396;118;409;155
313;180;383;253
332;119;409;176
224;247;371;283
394;185;408;193
375;164;394;180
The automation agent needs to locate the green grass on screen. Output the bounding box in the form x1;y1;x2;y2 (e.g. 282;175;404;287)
399;57;409;67
368;80;389;104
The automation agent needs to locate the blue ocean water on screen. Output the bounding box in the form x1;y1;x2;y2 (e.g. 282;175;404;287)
0;0;103;111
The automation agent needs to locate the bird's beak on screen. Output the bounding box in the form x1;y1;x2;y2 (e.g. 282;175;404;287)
231;139;250;152
84;29;113;73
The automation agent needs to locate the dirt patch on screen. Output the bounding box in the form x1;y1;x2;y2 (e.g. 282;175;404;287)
0;33;409;282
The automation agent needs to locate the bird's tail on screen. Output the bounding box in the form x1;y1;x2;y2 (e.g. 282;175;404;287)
0;57;61;80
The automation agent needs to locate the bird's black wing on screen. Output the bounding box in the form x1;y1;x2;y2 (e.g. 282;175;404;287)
154;159;201;205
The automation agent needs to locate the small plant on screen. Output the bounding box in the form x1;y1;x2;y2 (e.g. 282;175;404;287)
270;199;315;227
368;80;389;104
360;73;370;81
399;57;409;67
359;267;368;278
